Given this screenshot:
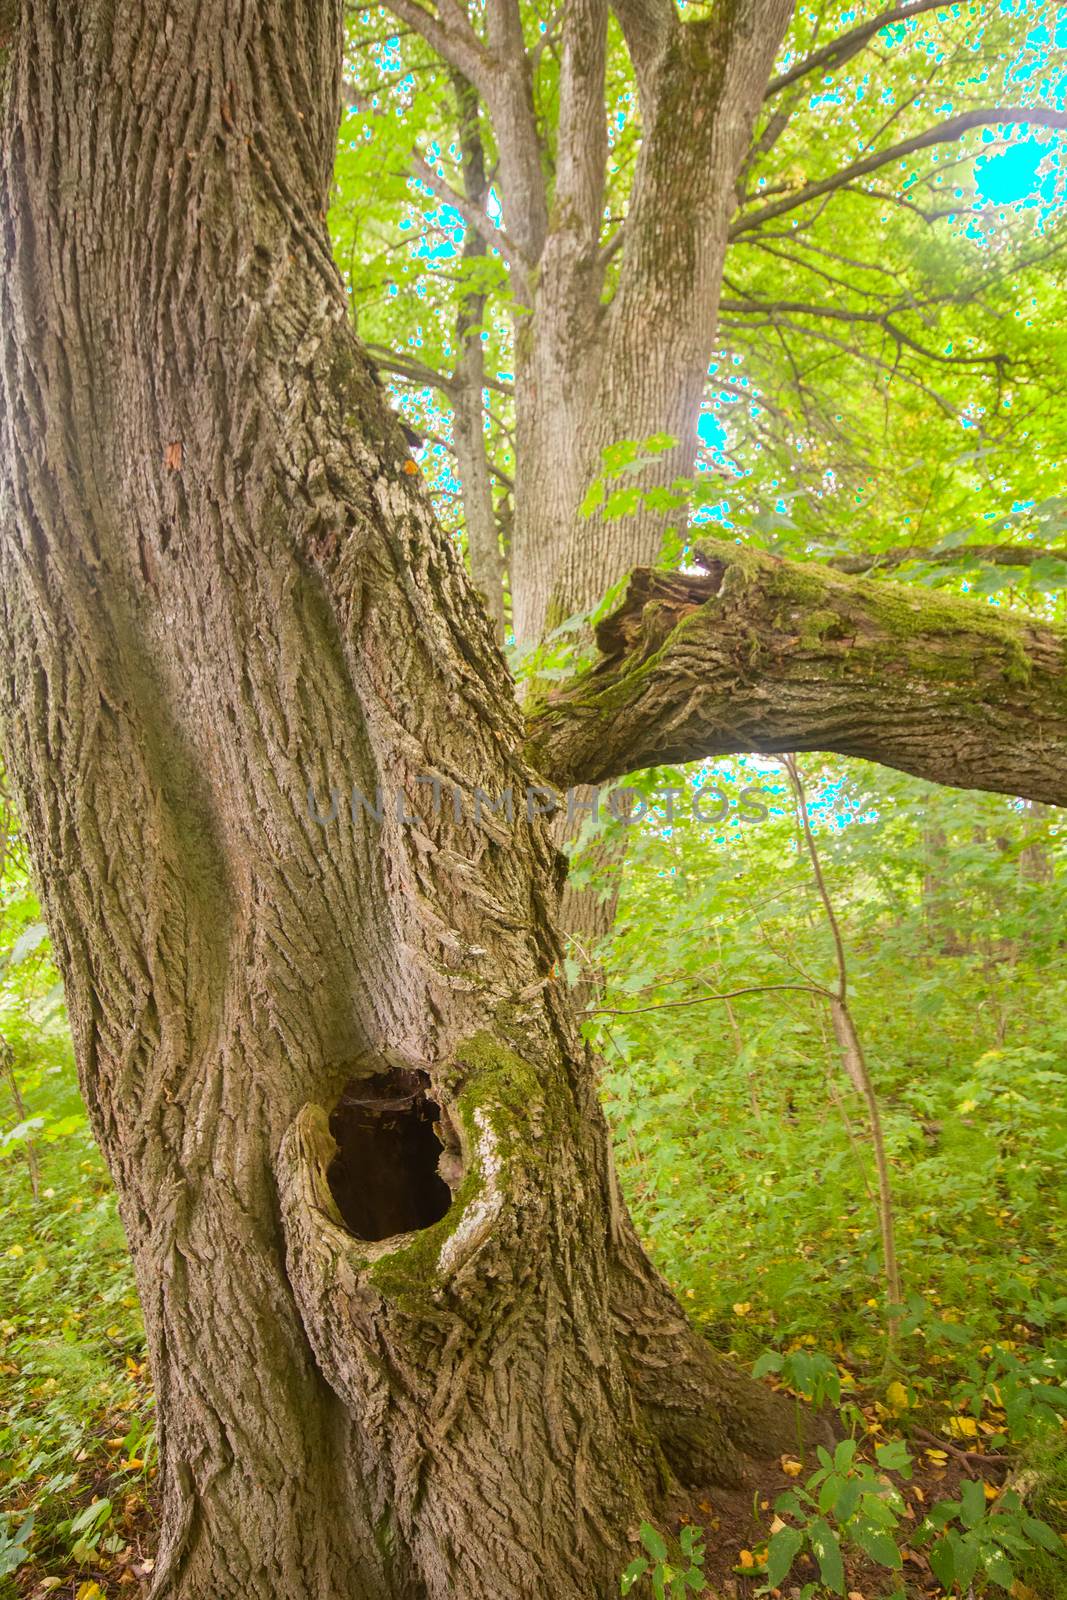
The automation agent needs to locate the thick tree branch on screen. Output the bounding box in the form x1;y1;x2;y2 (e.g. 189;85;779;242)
554;0;609;251
450;70;508;638
765;0;961;98
609;0;676;105
526;542;1067;806
380;0;494;94
732;107;1067;235
483;0;549;267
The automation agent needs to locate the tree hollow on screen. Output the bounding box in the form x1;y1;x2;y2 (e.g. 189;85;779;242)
326;1069;453;1241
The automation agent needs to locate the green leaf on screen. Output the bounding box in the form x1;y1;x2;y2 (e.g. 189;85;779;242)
818;1473;842;1514
69;1498;111;1542
809;1518;845;1595
765;1526;804;1587
579;479;604;517
875;1439;912;1475
678;1525;702;1559
832;1477;863;1524
0;1117;44;1151
1022;1515;1063;1553
959;1477;986;1528
928;1535;956;1589
983;1545;1014;1589
773;1490;804;1517
951;1529;980;1590
852;1522;902;1569
620;1557;649;1594
639;1523;668;1562
7;920;48;967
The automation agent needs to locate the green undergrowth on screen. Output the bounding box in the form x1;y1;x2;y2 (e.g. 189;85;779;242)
581;756;1067;1594
0;846;153;1597
0;1104;155;1596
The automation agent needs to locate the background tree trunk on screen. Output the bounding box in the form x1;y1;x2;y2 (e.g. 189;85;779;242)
0;6;797;1596
507;0;795;644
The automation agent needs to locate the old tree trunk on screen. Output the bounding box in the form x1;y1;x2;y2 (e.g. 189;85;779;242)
0;3;802;1596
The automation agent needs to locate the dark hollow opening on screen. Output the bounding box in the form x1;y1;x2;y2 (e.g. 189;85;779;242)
326;1067;453;1242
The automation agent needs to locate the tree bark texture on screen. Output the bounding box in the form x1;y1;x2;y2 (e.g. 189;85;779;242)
448;72;507;640
506;0;796;643
530;543;1067;806
0;7;797;1598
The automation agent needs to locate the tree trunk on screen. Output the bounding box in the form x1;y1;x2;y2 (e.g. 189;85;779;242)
509;0;795;644
449;72;507;640
0;7;796;1597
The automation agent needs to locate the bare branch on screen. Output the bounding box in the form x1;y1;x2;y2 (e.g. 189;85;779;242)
410;152;519;262
766;0;979;97
586;981;830;1017
365;344;456;393
829;542;1067;574
718;295;1010;370
379;0;494;93
732;107;1067;235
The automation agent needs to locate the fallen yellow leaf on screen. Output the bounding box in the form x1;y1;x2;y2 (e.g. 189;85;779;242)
737;1549;755;1569
732;1302;752;1316
781;1457;804;1477
948;1415;979;1439
76;1584;103;1600
886;1380;909;1412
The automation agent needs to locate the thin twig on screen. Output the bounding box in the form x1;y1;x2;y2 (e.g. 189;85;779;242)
584;981;830;1018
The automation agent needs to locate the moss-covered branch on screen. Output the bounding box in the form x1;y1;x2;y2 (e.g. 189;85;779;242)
526;539;1067;805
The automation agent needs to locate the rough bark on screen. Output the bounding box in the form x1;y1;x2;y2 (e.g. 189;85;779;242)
528;542;1067;807
0;6;797;1597
376;0;800;647
448;73;507;639
510;0;797;644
